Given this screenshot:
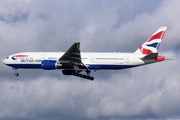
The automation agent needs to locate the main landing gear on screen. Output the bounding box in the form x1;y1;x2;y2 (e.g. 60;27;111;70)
72;72;94;81
62;70;94;80
73;70;94;81
12;67;19;76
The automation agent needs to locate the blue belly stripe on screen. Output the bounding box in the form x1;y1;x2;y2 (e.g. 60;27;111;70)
7;64;136;70
7;64;41;68
87;64;135;69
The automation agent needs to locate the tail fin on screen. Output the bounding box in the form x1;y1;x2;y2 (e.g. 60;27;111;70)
135;26;167;55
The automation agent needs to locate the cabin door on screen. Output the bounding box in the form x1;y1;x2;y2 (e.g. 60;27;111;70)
125;56;129;63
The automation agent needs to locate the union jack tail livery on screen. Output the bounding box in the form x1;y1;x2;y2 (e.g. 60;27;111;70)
135;26;167;55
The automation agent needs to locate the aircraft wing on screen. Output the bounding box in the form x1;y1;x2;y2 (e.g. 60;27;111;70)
59;42;90;72
59;42;81;65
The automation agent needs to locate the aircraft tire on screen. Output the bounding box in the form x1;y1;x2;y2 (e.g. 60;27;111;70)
15;73;19;76
89;77;94;81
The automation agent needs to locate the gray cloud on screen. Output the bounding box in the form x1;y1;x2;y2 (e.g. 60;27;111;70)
1;0;180;120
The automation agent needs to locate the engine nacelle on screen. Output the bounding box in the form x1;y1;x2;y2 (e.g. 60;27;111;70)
41;60;57;70
62;70;76;75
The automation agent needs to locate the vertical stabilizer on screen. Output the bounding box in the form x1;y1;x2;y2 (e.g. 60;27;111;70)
135;26;167;55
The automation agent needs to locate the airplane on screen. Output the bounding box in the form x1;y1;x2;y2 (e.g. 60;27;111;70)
3;26;167;81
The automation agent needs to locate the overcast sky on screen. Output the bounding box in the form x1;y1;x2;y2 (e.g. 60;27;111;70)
1;0;180;120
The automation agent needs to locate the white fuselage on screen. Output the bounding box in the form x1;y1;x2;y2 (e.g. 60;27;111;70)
2;26;167;80
3;52;157;70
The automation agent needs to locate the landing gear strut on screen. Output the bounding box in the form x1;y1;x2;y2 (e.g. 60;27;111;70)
12;67;19;76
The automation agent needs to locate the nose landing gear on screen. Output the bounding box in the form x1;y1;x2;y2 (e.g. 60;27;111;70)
12;67;19;76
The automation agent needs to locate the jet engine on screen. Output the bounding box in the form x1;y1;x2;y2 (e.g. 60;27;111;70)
41;60;62;70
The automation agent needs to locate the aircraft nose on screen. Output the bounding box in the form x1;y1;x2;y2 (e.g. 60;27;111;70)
3;59;7;64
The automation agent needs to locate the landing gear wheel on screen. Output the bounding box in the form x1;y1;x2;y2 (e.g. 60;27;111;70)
15;73;19;76
89;77;94;81
12;67;19;76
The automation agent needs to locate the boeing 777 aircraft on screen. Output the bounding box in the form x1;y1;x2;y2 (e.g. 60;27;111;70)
3;26;167;80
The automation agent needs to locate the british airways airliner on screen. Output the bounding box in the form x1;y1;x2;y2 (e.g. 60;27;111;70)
3;26;167;80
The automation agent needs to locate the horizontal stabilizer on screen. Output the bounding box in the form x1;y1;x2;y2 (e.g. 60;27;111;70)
141;53;158;60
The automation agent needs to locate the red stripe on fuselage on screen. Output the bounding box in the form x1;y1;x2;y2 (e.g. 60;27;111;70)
13;55;29;57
